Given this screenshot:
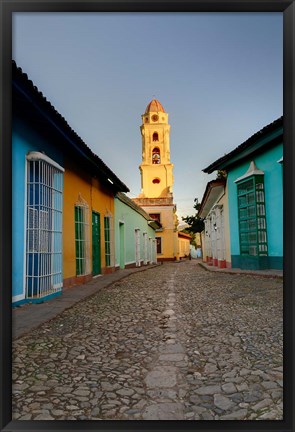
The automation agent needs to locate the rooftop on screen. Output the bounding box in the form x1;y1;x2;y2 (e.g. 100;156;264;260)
145;99;166;114
117;193;161;230
12;60;129;193
198;179;226;219
203;116;283;174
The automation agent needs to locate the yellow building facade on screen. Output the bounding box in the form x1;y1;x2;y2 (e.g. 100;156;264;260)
133;99;179;261
178;232;192;258
63;158;116;287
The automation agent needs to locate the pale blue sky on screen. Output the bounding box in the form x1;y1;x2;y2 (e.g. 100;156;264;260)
13;12;283;219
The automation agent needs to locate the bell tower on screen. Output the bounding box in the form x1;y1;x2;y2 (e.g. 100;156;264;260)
133;99;179;262
139;99;174;198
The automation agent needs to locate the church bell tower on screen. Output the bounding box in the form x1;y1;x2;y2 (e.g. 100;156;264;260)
133;99;179;262
138;99;174;198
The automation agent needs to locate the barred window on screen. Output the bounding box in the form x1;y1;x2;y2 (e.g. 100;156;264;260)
26;153;64;299
237;175;267;256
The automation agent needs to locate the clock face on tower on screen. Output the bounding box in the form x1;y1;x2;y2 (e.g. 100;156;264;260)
151;114;158;122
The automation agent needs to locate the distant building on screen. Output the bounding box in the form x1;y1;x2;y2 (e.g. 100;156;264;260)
198;179;231;268
203;117;283;270
178;231;192;259
132;99;179;261
114;193;158;269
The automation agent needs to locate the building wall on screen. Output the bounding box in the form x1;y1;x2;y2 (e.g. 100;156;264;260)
12;117;64;305
219;189;231;267
139;204;177;260
114;197;156;268
139;164;174;198
178;237;191;258
200;187;230;268
194;232;202;248
227;142;283;269
63;158;115;286
201;231;206;262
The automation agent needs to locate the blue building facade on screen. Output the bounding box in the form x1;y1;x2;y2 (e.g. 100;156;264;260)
13;70;65;305
203;117;283;270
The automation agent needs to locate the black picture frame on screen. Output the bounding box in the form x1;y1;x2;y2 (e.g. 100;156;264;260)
1;1;294;431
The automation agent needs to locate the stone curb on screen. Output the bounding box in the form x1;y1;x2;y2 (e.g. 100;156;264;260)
198;262;283;280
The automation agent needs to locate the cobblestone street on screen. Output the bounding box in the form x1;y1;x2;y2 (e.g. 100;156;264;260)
12;261;283;421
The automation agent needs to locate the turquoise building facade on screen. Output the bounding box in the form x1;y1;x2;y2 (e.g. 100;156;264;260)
12;106;64;306
114;193;158;269
204;117;283;270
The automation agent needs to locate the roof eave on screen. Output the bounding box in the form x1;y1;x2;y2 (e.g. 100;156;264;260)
178;232;192;240
198;180;226;218
13;61;129;193
148;220;162;230
116;193;152;219
203;118;283;174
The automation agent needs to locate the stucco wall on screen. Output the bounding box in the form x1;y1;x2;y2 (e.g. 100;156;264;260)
227;142;283;268
218;189;231;266
12;117;64;303
138;204;177;260
140;164;174;198
114;197;156;268
178;238;191;257
63;158;115;281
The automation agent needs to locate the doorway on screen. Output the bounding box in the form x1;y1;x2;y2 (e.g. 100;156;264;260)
92;211;101;275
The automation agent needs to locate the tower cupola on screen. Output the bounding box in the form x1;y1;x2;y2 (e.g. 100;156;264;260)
142;98;169;125
145;99;166;113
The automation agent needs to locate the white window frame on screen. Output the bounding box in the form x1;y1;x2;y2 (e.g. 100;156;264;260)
143;232;148;265
135;228;141;267
75;194;90;276
104;215;112;267
25;152;64;300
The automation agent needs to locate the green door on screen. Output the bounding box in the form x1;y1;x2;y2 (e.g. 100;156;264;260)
92;211;101;275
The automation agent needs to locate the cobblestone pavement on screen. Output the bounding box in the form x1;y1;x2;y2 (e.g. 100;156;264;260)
12;261;283;421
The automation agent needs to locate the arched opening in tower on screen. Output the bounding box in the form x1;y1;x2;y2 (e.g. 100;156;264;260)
152;147;161;164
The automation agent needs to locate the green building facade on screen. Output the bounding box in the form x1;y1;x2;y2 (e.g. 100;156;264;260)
114;193;158;269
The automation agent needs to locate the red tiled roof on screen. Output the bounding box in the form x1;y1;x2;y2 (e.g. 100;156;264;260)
145;99;165;113
178;231;192;240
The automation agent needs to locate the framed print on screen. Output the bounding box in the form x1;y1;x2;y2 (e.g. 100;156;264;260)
1;1;294;432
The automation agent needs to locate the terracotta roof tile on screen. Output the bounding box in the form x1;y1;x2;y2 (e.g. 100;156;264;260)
145;99;165;113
